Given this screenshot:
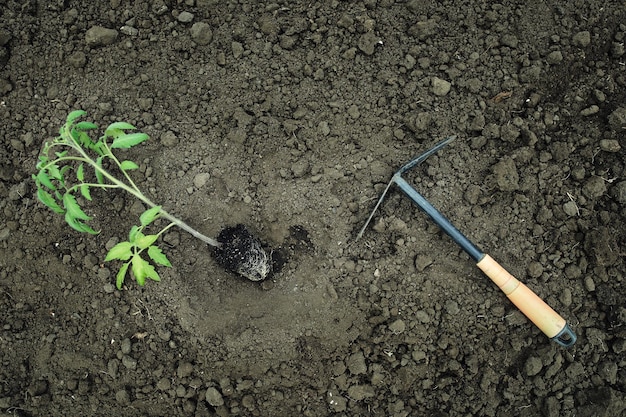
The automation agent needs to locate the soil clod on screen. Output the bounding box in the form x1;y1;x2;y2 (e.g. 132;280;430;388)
213;224;271;281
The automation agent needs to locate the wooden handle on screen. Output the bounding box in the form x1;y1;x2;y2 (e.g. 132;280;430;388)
477;255;567;339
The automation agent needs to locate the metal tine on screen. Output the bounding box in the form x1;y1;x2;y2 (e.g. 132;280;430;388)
396;135;456;176
356;135;456;241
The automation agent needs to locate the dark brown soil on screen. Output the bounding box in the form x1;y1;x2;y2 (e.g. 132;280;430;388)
1;1;625;416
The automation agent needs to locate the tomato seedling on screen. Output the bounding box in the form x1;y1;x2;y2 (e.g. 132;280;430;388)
34;110;271;288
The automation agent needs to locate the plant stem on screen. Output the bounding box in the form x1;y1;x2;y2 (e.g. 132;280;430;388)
63;127;221;248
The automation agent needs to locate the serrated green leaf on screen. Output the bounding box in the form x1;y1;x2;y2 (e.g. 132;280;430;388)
36;170;56;190
66;110;86;124
131;254;152;286
63;193;91;221
73;131;93;148
47;164;62;181
37;188;64;214
120;160;139;171
116;262;130;290
60;165;71;177
74;121;98;131
105;122;136;139
76;163;84;182
36;155;49;169
139;206;161;227
95;156;105;184
110;132;149;149
54;150;68;158
80;184;92;201
148;245;172;267
135;233;158;250
105;241;133;261
91;140;107;156
64;212;98;234
128;225;140;243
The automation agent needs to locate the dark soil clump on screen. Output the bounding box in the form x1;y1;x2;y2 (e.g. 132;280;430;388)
213;224;271;281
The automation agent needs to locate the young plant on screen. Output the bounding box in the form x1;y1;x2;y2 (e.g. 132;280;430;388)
34;110;271;289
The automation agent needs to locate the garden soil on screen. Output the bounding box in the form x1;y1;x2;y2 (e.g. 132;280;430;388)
1;1;626;416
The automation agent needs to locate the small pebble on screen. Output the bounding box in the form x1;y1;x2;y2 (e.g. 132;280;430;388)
121;355;137;370
347;351;367;375
415;255;433;271
157;377;171;391
115;389;130;405
120;26;138;36
389;319;406;334
527;261;544;278
193;172;210;188
560;288;572;307
177;361;194;378
608;107;626;130
85;26;119;47
190;22;213;45
525;356;543;376
432;77;451;96
121;338;132;355
563;201;579;216
347;384;375;401
177;11;194;23
580;105;599;116
572;31;591;47
546;50;563;64
584;276;596;292
599;139;621;153
414;310;431;323
205;387;224;406
444;300;460;315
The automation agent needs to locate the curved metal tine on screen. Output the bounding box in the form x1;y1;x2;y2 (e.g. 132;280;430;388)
396;135;456;175
356;177;395;240
356;135;456;241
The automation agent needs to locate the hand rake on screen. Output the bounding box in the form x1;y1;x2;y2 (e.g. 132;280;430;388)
358;136;577;347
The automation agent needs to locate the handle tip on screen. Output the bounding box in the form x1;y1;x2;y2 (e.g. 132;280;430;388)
551;324;577;348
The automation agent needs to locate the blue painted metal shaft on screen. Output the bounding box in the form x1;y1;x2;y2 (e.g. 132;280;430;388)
393;175;484;262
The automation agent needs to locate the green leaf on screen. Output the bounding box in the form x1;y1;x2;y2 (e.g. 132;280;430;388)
80;184;92;201
116;262;130;290
66;110;86;124
74;121;98;131
119;160;139;171
135;233;158;250
139;206;161;226
105;241;133;261
47;164;63;181
76;163;84;182
93;141;107;156
59;165;72;178
128;225;141;243
64;212;98;234
95;156;105;184
36;155;49;169
36;170;56;190
148;270;161;282
105;122;136;139
148;245;172;267
131;254;160;286
110;132;149;149
73;131;93;148
63;193;91;221
37;188;64;214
